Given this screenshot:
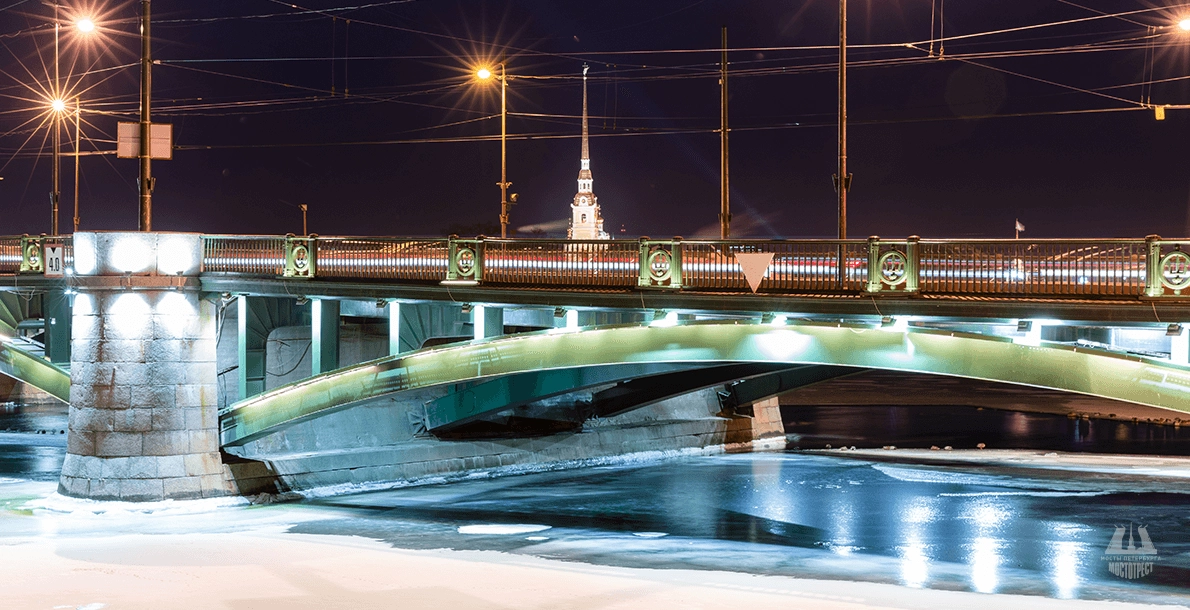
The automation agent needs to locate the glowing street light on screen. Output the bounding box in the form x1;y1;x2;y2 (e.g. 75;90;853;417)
474;63;511;238
1179;18;1190;31
50;98;66;112
76;18;95;33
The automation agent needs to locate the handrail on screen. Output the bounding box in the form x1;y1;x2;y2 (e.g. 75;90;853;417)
6;234;1189;301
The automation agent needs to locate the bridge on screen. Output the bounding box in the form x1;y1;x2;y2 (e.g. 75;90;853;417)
2;231;1189;500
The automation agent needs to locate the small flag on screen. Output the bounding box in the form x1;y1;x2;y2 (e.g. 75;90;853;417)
1015;219;1026;233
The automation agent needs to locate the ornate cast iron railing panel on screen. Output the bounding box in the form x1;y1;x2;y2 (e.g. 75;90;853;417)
481;239;638;287
202;235;287;275
918;240;1147;297
681;240;868;292
316;237;448;281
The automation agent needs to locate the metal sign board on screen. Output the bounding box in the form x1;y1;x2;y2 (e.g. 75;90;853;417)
116;122;173;160
43;243;64;278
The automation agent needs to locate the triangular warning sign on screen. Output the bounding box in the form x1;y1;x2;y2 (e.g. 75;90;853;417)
735;252;774;293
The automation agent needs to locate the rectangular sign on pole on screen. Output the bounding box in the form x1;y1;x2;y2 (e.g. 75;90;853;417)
43;243;64;278
116;122;173;160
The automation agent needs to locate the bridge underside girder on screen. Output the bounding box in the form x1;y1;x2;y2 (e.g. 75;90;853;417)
431;363;855;439
219;320;1190;448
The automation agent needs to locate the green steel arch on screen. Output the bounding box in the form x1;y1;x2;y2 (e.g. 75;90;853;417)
0;294;69;402
0;340;70;402
219;320;1190;447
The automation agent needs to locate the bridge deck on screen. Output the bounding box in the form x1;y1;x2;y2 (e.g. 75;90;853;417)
4;234;1190;324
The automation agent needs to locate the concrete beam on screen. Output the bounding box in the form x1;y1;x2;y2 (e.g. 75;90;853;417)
473;305;503;340
312;299;340;374
43;289;71;365
237;296;268;400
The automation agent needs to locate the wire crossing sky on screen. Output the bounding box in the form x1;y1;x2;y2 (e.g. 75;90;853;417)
1;0;1189;239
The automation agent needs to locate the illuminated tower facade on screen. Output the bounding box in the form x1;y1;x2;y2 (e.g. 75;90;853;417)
569;64;609;240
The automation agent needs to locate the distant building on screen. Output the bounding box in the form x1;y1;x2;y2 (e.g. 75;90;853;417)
568;64;609;240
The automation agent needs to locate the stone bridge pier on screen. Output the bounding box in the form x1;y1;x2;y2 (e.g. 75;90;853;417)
58;232;235;501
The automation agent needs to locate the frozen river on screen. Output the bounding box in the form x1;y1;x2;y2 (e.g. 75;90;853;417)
3;402;1189;607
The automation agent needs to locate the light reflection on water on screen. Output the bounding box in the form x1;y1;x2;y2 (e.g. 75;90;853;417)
292;452;1190;605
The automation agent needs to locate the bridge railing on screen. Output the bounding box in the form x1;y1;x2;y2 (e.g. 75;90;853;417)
481;239;639;287
918;239;1148;297
202;235;288;276
191;234;1190;300
316;237;449;281
7;234;1189;301
0;235;73;274
681;240;869;292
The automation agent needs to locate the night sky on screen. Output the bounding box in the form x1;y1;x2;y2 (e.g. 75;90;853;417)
1;1;1189;239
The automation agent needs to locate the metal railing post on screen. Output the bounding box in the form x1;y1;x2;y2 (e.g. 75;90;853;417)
284;234;316;279
1145;234;1163;298
905;235;920;294
865;235;881;293
18;235;45;274
670;236;683;289
637;237;651;288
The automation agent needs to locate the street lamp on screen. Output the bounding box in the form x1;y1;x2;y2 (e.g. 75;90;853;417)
834;0;851;242
476;63;511;238
47;5;98;236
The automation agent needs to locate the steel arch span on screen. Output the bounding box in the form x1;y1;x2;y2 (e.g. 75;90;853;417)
0;341;70;403
218;320;1190;447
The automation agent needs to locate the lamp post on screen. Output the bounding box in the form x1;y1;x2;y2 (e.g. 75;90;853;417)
51;2;60;236
48;7;96;235
476;64;511;238
834;0;850;241
73;99;80;232
138;0;152;231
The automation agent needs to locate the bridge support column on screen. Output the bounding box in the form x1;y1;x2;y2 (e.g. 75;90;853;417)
473;305;503;339
1172;325;1189;366
59;232;234;501
237;296;268;399
724;396;785;447
311;298;340;374
44;289;71;365
388;301;401;356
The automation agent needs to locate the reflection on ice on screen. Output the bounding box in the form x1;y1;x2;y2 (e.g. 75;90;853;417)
1052;540;1081;599
900;534;929;588
971;536;1002;593
458;524;551;535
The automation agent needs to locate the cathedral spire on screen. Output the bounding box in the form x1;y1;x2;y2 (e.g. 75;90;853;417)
581;64;589;163
569;63;608;240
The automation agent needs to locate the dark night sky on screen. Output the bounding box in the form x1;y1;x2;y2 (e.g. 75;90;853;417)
2;0;1189;239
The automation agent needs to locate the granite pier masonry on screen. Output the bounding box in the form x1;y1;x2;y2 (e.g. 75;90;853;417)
57;232;235;501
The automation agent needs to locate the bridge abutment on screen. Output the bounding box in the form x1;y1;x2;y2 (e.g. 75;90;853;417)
58;232;235;501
